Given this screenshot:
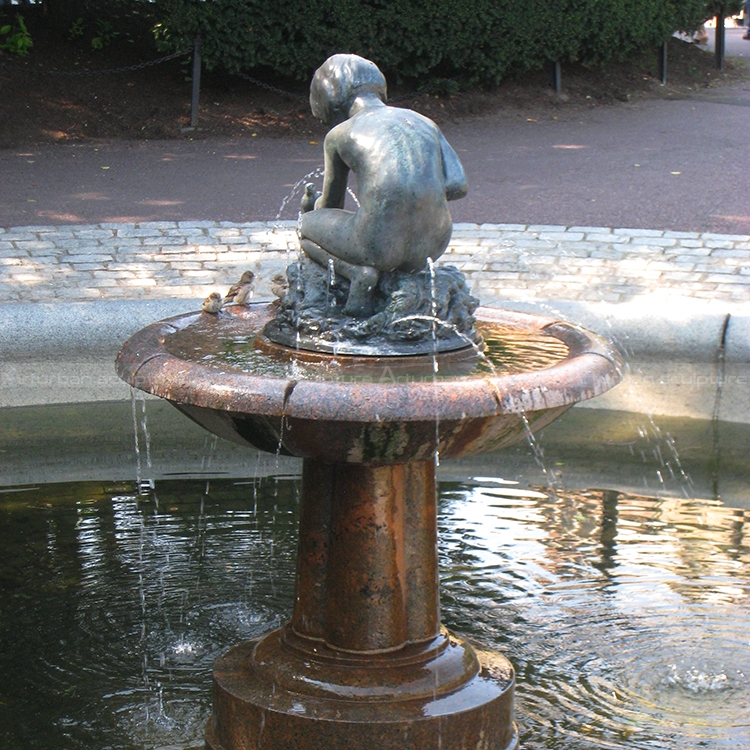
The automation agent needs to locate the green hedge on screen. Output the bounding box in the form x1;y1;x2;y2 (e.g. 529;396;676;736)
150;0;735;86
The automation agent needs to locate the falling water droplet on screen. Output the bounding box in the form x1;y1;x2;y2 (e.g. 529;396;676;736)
426;258;441;464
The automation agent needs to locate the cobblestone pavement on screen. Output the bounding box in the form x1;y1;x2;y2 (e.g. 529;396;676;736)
1;220;748;306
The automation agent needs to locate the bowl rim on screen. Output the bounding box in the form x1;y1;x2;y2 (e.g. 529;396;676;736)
116;303;623;422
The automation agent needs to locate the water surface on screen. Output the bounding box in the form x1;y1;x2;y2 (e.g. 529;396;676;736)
0;475;747;750
164;318;570;380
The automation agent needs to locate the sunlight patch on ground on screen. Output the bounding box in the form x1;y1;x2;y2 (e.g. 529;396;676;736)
38;211;86;222
710;213;750;232
100;215;172;223
137;200;184;207
41;130;73;141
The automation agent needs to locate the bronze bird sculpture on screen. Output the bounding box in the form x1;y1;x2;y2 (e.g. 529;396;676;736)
300;183;318;214
270;273;289;299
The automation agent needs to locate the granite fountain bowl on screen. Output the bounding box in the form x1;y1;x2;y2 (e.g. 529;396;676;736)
116;302;623;465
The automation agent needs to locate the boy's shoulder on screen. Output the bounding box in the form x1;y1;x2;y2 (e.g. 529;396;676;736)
389;106;438;132
350;105;435;131
327;117;356;139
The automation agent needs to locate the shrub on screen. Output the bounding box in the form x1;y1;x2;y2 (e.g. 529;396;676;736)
0;15;33;56
149;0;734;86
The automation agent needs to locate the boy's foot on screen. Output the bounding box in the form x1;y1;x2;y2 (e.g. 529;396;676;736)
744;32;750;39
343;266;379;317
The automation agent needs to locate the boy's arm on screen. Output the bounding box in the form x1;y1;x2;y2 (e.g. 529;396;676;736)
317;129;350;210
438;131;468;201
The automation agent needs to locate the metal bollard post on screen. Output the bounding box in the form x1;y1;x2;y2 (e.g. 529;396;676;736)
658;40;667;84
190;35;202;128
553;61;562;94
714;14;725;70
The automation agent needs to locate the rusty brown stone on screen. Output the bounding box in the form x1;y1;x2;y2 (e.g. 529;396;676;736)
292;461;439;652
116;304;621;464
206;632;517;750
204;461;518;750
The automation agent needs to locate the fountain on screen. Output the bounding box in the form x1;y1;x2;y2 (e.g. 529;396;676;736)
116;55;622;750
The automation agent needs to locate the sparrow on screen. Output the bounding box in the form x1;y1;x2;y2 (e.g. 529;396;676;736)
270;273;289;299
300;183;318;213
201;291;224;314
224;270;255;305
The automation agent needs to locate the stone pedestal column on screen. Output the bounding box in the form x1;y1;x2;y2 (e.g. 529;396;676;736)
293;460;439;651
206;459;518;750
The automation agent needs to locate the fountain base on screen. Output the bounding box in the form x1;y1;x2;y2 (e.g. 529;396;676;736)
206;629;518;750
205;459;519;750
264;259;480;356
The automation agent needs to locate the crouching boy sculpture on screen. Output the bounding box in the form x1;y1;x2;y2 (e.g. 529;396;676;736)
264;53;477;355
299;54;468;317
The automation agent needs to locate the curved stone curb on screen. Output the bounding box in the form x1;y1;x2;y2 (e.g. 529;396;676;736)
1;220;748;421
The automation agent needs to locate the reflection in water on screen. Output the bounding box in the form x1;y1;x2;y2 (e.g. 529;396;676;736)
0;476;748;749
439;481;749;749
165;318;570;381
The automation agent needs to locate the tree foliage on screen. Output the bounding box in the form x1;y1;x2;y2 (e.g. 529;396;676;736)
149;0;740;86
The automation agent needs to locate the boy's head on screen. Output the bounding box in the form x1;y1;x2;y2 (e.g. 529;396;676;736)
310;54;387;125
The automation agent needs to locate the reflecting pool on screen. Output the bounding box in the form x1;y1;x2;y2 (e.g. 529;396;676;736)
0;468;747;749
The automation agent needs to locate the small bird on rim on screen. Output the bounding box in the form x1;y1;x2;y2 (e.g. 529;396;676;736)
201;291;224;314
224;271;255;306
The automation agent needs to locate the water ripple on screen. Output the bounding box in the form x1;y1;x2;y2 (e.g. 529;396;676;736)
0;477;747;749
440;481;750;749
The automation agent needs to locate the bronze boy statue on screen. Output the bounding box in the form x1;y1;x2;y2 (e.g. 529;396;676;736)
299;54;468;317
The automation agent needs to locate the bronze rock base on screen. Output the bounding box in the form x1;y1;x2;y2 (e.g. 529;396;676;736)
205;626;518;750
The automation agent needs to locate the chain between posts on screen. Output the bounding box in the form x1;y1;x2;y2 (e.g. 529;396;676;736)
234;71;308;102
0;41;444;128
233;70;422;105
0;38;439;104
0;48;190;76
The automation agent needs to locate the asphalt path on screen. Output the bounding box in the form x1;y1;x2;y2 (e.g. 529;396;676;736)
2;78;749;234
